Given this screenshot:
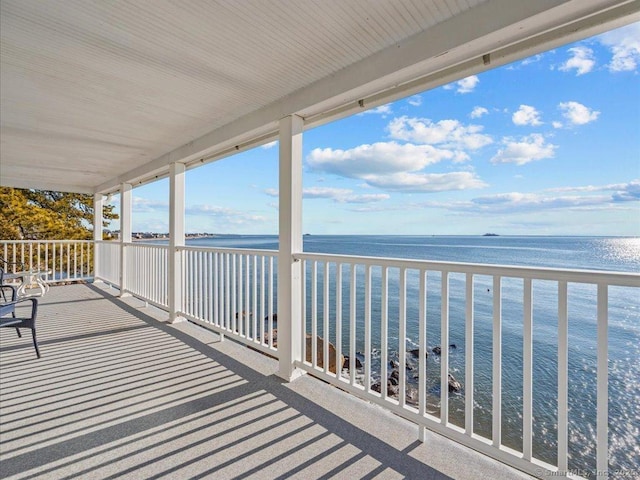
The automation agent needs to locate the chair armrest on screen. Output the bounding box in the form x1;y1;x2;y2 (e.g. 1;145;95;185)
0;296;38;317
0;284;18;302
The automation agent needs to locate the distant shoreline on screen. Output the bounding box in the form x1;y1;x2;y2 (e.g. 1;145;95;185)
120;233;638;240
131;234;218;242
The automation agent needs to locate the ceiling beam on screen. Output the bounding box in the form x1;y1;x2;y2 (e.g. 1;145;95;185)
1;177;95;194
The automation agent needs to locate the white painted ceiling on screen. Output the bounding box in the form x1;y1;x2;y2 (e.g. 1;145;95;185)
1;0;638;194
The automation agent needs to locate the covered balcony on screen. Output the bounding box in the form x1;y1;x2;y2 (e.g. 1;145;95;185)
1;1;639;479
1;281;531;479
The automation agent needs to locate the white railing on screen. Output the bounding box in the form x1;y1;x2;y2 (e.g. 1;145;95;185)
95;241;121;287
1;240;94;283
7;238;638;478
93;243;279;355
125;243;169;308
179;246;278;357
294;252;640;480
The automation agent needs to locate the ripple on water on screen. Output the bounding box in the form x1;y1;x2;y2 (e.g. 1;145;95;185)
597;237;640;269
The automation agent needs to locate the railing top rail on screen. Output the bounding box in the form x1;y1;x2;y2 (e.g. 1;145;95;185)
123;242;170;249
177;245;278;257
111;241;278;257
294;251;640;287
0;239;93;244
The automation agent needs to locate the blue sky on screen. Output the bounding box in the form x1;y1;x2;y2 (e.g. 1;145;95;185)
113;22;640;236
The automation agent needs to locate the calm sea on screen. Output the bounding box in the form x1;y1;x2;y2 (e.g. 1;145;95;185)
184;235;639;475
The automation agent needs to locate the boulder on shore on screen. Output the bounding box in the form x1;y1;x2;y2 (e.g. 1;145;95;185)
342;355;363;371
371;379;399;397
408;348;429;358
405;385;419;406
388;368;400;385
263;329;278;346
305;334;343;374
448;373;462;392
266;329;342;374
431;344;458;356
264;313;278;328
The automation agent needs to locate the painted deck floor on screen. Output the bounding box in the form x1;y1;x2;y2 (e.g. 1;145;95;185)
0;283;533;480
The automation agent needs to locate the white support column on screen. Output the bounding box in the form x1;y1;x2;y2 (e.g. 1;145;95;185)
93;193;104;281
168;162;186;323
277;114;305;382
119;183;132;296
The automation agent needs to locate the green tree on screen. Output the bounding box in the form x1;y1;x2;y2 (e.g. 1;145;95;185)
0;187;118;240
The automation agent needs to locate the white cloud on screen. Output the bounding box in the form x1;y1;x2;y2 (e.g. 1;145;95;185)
470;106;488;119
612;180;640;202
552;121;563;129
303;187;389;203
444;75;479;94
457;75;479;93
491;134;557;165
115;196;270;228
407;95;422;106
559;46;596;75
558;101;600;125
425;192;610;215
387;116;492;151
597;22;640;72
306;141;487;193
348;206;401;213
363;171;487;192
341;193;391;203
306;113;494;194
301;187;354;199
135;220;169;232
265;186;390;204
307;141;455;178
470;192;609;212
425;180;640;216
358;104;392;116
262;141;278;149
186;205;239;216
547;180;640;202
520;53;544;66
185;204;267;224
131;197;168;212
512;105;543;126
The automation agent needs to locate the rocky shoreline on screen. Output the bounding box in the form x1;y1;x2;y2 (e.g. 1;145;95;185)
264;320;463;405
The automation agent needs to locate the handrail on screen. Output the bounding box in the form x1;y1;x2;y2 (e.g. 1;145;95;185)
295;251;640;287
6;238;636;478
2;239;93;244
177;244;278;257
294;250;639;479
1;240;94;284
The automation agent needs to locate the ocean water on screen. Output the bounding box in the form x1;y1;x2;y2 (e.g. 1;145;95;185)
185;235;640;475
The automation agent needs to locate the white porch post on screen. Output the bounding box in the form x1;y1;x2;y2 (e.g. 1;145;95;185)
277;114;305;381
168;162;186;323
93;193;104;281
119;183;132;296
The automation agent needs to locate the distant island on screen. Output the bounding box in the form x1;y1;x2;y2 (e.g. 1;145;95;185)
483;233;499;236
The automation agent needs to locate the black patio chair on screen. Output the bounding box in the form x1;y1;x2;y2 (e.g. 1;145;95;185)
1;257;25;302
1;284;41;358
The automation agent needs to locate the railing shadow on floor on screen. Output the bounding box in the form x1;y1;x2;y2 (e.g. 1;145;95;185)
0;283;461;480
